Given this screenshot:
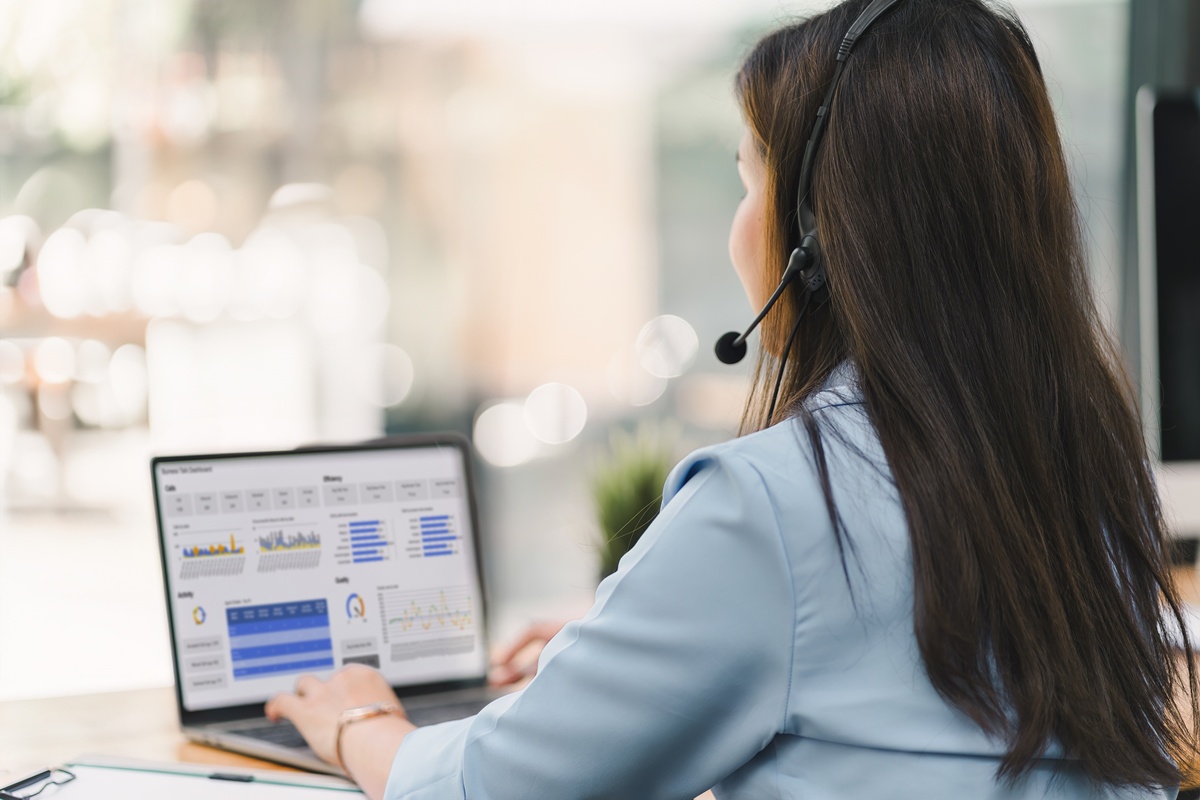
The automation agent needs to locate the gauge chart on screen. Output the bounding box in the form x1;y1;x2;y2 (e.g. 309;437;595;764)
346;592;366;620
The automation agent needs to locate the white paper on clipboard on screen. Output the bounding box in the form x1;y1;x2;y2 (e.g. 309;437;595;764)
19;755;364;799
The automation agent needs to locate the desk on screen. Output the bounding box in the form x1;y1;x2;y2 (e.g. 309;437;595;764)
6;569;1198;795
0;686;283;776
0;686;717;799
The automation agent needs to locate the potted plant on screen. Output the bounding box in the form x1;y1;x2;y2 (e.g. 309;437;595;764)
592;423;678;581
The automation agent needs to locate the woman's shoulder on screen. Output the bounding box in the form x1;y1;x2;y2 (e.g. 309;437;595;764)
662;362;879;509
660;426;807;512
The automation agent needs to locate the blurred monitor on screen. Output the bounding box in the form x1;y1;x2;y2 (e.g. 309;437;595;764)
1136;87;1200;536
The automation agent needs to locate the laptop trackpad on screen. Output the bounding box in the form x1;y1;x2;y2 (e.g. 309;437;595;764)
227;718;310;749
404;693;495;726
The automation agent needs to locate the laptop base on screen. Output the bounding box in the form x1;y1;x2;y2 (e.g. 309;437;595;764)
189;685;504;776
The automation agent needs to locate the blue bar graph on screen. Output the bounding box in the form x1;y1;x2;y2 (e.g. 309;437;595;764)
416;514;459;558
344;519;391;564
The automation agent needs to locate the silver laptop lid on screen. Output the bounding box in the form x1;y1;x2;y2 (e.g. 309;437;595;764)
151;434;489;718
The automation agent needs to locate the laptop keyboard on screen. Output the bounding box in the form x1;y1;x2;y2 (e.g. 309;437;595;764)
232;696;491;748
405;697;492;726
236;720;310;749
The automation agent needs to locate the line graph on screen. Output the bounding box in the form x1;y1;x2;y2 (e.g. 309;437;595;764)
256;529;322;572
257;530;320;551
376;586;474;644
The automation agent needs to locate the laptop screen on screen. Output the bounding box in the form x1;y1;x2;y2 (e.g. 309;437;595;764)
153;441;488;713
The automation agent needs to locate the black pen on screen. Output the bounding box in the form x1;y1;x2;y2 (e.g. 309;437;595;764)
210;772;256;782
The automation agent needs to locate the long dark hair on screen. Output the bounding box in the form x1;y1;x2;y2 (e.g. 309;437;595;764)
735;0;1198;787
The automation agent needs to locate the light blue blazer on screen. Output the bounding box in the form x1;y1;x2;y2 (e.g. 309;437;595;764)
384;364;1176;799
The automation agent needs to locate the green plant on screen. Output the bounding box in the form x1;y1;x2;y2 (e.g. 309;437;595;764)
592;423;677;580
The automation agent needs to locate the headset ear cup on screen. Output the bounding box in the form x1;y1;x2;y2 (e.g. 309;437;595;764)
790;233;825;303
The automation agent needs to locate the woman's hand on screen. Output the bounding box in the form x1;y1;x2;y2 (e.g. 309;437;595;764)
265;664;416;799
489;618;573;686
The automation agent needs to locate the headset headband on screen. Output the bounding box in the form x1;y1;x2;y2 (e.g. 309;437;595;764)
795;0;905;237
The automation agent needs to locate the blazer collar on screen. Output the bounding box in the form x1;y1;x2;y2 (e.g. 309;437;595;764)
820;360;861;398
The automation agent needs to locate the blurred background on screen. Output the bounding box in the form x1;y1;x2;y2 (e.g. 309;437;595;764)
0;0;1129;700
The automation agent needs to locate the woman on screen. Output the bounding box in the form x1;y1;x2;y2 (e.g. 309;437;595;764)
266;0;1199;796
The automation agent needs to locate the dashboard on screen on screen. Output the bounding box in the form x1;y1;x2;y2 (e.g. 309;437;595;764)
153;445;488;712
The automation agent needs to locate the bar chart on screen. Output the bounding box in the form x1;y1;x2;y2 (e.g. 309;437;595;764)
336;519;395;566
179;534;246;579
402;513;462;559
183;533;244;558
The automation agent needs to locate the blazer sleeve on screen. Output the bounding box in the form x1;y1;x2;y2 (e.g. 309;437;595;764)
383;449;796;800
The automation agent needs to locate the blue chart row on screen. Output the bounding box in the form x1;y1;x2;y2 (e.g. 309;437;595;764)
348;519;389;564
227;599;333;679
418;514;459;558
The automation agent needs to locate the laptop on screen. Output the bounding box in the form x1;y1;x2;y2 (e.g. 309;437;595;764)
151;433;505;774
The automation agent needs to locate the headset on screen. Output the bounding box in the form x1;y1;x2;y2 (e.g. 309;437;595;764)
715;0;906;422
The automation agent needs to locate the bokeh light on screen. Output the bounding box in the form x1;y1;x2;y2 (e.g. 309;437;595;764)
524;382;587;444
37;384;72;420
0;340;25;384
235;227;307;320
75;339;111;383
166;179;218;232
108;343;148;422
178;233;234;323
132;243;185;318
0;215;37;274
33;337;76;384
635;314;698;379
36;227;89;319
89;226;134;313
606;348;667;406
473;401;540;468
356;343;415;408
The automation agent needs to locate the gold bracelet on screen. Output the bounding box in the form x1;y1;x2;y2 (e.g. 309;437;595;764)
335;702;403;777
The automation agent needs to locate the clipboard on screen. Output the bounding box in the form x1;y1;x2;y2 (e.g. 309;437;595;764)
1;755;364;798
